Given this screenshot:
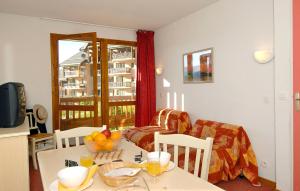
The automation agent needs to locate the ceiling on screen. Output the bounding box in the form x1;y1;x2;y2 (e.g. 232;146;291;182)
0;0;218;30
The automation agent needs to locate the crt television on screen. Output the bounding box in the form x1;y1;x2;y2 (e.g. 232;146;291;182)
0;82;26;128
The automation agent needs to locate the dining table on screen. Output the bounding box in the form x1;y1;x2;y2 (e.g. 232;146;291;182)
38;138;224;191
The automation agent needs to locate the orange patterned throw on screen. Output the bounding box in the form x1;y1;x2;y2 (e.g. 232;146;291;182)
124;109;260;186
189;119;260;186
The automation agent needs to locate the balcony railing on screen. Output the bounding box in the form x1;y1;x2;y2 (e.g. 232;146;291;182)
109;103;135;130
62;83;86;89
109;82;132;88
108;68;131;74
112;52;133;60
59;97;135;130
64;71;79;77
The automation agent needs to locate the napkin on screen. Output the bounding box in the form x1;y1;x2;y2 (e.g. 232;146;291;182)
58;165;98;191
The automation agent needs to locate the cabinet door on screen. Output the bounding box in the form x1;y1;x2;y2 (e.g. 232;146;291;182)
0;136;29;191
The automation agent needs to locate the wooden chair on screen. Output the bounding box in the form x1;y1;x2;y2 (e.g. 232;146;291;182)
27;111;55;170
55;126;105;149
154;132;213;180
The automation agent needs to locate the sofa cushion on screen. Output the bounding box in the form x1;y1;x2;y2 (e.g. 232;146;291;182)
150;108;192;134
150;108;174;129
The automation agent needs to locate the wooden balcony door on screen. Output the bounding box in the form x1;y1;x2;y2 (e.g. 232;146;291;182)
51;33;137;130
51;32;100;130
100;39;137;129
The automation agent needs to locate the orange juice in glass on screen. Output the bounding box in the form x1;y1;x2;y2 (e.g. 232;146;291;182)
146;151;171;176
80;155;93;167
146;161;161;176
146;152;162;176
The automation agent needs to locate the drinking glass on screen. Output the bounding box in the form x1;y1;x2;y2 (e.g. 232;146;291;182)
146;152;162;184
146;160;161;176
80;155;94;167
159;152;171;172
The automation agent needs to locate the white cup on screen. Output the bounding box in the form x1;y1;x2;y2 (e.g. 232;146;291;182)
147;151;171;166
159;152;171;167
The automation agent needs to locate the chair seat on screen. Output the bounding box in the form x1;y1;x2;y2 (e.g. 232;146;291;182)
28;133;55;170
28;133;53;140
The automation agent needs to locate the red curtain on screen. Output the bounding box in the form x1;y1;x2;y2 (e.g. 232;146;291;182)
135;30;156;127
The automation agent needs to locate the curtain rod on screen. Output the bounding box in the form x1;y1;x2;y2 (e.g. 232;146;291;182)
39;17;137;31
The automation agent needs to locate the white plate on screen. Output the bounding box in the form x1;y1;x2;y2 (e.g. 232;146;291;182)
49;179;93;191
141;160;175;172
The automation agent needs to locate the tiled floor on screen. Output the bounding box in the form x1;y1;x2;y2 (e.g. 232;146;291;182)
30;158;274;191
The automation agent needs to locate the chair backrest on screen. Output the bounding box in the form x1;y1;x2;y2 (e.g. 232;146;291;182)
26;110;38;130
55;126;105;149
154;132;213;180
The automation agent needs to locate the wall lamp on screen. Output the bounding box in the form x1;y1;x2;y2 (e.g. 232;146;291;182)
254;50;273;64
156;66;164;75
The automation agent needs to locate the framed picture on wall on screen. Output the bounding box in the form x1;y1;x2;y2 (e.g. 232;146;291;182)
183;48;214;83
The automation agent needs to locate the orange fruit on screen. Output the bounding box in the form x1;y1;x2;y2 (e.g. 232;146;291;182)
94;133;107;146
84;135;93;142
104;139;113;151
91;131;100;139
94;143;103;151
111;131;122;141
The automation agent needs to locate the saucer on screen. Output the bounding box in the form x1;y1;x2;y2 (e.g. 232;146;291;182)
141;160;175;172
49;179;93;191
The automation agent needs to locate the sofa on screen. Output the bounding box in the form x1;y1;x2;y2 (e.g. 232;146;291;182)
124;108;260;186
124;108;192;151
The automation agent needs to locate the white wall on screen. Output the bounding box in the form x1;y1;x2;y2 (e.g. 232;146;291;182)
0;62;3;84
155;0;275;180
0;13;136;131
274;0;293;190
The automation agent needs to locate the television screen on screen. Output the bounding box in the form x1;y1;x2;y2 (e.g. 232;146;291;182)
0;82;26;128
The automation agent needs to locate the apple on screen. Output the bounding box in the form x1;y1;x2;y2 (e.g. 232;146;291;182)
101;129;111;138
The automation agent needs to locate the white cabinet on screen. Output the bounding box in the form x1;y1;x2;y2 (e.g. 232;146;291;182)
0;120;30;191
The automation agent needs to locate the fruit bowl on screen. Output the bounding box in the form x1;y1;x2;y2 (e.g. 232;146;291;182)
84;139;121;153
84;130;122;153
